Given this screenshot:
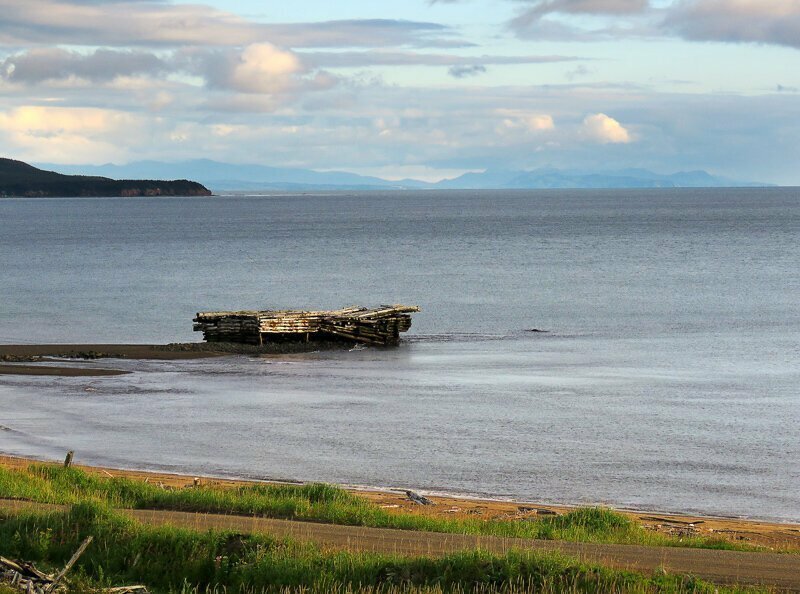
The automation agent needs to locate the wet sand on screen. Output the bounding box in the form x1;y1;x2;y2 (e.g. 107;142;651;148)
0;344;220;376
0;343;228;361
0;342;343;376
0;364;128;376
2;454;798;552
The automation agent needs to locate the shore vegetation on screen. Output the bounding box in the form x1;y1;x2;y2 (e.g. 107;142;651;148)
0;464;745;551
0;503;768;594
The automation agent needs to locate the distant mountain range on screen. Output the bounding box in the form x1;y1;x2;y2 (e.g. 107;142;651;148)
1;159;210;198
40;160;426;191
434;168;771;190
39;160;770;191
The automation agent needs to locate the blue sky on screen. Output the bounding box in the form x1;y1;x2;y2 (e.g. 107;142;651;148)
1;0;799;183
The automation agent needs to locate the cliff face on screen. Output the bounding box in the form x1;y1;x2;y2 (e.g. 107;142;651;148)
0;158;212;197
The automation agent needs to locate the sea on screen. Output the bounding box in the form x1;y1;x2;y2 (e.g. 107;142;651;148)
1;189;798;522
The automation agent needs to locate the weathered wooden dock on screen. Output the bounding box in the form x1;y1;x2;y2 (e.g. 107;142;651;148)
193;305;420;347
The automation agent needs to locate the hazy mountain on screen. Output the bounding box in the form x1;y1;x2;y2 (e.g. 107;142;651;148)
434;168;771;189
38;160;769;191
40;159;428;191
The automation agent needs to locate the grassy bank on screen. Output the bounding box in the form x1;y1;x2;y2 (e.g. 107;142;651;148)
0;503;765;594
0;464;740;550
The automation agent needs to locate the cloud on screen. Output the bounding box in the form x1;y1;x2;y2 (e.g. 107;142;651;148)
3;83;798;183
0;105;133;135
0;43;338;103
512;0;649;29
0;0;797;184
448;64;487;78
0;105;139;162
181;44;337;98
509;0;649;38
565;64;593;80
581;113;632;143
0;0;463;48
506;0;800;50
496;110;556;134
227;43;304;94
302;51;581;68
1;48;165;84
662;0;800;49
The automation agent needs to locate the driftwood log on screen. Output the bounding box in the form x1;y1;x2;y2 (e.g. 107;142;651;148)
405;490;434;506
0;537;149;594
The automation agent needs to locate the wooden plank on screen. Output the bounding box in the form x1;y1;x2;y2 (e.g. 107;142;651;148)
195;305;419;346
45;537;93;592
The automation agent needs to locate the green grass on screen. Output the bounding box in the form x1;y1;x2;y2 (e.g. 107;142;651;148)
0;503;768;594
0;465;745;551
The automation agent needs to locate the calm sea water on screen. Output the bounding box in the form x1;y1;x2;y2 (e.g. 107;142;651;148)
1;189;798;521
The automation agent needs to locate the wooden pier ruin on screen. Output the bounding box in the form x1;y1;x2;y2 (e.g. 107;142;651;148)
193;305;420;347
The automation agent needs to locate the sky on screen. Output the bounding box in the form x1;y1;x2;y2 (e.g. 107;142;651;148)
1;0;799;183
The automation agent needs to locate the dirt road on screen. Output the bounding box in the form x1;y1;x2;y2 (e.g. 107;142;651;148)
2;500;798;591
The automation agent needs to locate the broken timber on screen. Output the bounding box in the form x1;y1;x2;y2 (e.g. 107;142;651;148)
1;537;148;594
193;304;420;347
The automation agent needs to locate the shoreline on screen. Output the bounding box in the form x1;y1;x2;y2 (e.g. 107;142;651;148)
0;364;129;376
3;344;798;549
2;453;798;551
0;342;350;376
0;344;220;376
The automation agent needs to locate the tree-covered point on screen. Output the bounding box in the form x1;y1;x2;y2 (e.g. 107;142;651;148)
0;158;211;197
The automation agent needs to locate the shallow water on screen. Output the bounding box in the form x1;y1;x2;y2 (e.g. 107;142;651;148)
1;189;799;521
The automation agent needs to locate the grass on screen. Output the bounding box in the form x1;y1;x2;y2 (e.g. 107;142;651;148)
0;503;769;594
0;464;747;551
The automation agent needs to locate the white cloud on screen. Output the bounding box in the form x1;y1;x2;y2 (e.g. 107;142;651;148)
496;110;556;134
581;113;633;143
0;105;139;162
175;44;338;101
525;114;556;131
228;44;304;94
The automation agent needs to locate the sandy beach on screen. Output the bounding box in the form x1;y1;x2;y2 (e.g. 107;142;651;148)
2;454;798;552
